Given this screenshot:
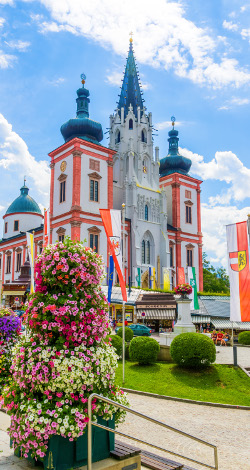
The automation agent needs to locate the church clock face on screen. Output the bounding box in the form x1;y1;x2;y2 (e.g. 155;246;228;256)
60;161;67;173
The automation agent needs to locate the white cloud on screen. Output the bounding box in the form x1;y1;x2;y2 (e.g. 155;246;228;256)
0;0;13;4
222;20;238;32
5;40;31;51
230;97;250;105
218;105;230;110
0;114;50;201
0;17;5;27
0;50;16;68
156;120;183;130
241;28;250;42
47;77;65;86
29;0;250;89
179;146;250;266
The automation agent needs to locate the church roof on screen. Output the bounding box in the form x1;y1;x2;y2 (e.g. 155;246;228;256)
117;39;144;118
60;74;103;145
5;183;42;216
159;118;192;177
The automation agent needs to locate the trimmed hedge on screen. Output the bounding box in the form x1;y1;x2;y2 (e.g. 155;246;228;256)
129;337;160;365
117;326;134;342
238;331;250;345
109;335;122;357
170;332;216;369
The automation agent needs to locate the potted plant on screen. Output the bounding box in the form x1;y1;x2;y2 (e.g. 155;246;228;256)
1;238;128;470
174;283;192;299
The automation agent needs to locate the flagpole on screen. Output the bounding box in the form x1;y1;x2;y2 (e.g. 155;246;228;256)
122;203;126;385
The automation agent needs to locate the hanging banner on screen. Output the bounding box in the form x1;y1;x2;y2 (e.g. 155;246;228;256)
226;221;250;321
178;267;185;284
188;267;199;310
135;267;141;287
26;232;35;294
43;208;50;248
108;255;114;304
99;209;127;302
163;267;170;291
152;267;156;290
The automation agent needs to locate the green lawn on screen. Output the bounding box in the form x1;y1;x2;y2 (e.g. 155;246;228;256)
116;362;250;406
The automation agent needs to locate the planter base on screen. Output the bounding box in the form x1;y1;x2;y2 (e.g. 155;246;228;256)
12;416;115;470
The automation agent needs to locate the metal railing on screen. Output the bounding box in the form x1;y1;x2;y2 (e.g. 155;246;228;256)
87;393;219;470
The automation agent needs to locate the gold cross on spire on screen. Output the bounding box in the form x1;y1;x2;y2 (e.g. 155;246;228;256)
129;31;133;43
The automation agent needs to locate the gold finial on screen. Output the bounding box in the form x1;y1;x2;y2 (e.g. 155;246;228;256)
129;31;133;43
81;73;86;85
171;115;176;129
24;175;26;185
47;451;55;470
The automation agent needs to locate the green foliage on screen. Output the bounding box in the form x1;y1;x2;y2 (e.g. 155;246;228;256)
202;252;230;294
109;335;123;357
170;333;216;369
129;337;160;365
198;292;229;297
238;331;250;345
117;327;134;342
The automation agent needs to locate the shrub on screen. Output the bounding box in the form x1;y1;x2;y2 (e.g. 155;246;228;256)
129;337;160;365
109;335;122;357
238;331;250;345
170;332;216;369
117;326;134;342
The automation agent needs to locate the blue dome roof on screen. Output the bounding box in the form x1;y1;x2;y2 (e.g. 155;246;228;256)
60;77;103;145
159;123;192;177
5;184;42;215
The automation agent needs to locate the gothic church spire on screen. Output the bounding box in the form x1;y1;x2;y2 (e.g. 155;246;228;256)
117;38;144;118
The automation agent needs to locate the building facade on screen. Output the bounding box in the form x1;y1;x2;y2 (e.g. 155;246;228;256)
0;40;203;296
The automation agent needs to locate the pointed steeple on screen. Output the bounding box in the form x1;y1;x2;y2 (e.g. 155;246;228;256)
117;38;144;118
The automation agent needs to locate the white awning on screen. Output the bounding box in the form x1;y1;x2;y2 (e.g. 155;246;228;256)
211;319;250;330
191;315;211;323
3;291;26;296
136;309;176;320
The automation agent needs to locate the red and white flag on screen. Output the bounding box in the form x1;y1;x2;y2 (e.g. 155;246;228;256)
177;267;185;284
226;221;250;322
99;209;127;302
43;208;50;248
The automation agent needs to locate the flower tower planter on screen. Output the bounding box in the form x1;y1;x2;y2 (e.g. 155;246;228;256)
2;239;128;470
0;307;21;392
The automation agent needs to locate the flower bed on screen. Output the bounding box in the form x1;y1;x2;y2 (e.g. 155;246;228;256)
1;238;128;466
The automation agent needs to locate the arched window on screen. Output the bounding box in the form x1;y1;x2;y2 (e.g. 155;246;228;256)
145;204;148;221
146;241;150;264
129;119;133;129
115;130;120;144
141;240;145;264
141;129;147;143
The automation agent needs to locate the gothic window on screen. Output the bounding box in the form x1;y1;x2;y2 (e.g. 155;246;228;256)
129;119;133;130
145;204;148;221
90;180;99;202
170;246;173;267
141;129;147;143
14;220;19;232
146;241;150;264
141;240;145;264
4;222;7;234
115;130;120;144
16;252;21;272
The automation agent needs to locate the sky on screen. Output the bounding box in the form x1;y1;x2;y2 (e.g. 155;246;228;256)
0;0;250;269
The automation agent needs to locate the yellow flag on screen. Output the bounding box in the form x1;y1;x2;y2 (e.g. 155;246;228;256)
163;268;170;291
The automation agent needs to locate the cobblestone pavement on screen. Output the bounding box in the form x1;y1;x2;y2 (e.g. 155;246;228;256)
1;392;250;470
117;393;250;470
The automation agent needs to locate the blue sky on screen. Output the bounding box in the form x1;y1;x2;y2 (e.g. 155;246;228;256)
0;0;250;268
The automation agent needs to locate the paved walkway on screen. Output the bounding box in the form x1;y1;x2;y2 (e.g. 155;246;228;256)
215;345;250;368
1;392;250;470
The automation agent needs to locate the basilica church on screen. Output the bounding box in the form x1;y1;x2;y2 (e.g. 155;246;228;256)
0;38;203;303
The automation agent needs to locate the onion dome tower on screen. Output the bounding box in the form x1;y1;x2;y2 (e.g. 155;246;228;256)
3;179;43;238
159;117;192;177
60;74;103;145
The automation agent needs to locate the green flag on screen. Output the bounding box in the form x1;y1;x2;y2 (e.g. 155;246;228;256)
188;267;199;310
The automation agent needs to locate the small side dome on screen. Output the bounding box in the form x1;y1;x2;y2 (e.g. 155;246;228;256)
159;118;192;177
60;74;103;145
5;183;42;215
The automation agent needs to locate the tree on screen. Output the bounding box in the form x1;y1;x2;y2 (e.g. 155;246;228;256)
202;252;230;294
